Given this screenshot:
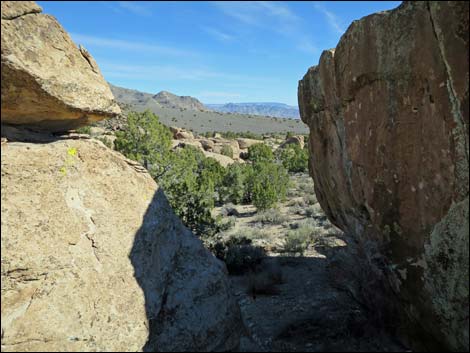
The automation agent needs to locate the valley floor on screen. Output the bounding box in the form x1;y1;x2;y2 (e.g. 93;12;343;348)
212;173;408;352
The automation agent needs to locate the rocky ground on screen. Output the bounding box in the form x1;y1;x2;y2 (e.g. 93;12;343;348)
213;174;408;352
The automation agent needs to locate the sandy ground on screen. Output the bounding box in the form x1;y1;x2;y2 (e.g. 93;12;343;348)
213;173;408;352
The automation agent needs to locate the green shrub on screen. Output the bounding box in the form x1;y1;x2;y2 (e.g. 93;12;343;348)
96;136;113;149
251;161;289;211
220;144;233;158
213;237;266;274
115;111;227;236
160;145;225;235
115;110;172;178
276;144;308;173
254;208;288;225
76;125;92;134
221;163;253;204
247;143;274;163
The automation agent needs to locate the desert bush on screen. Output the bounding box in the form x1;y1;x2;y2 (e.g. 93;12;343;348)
281;220;320;255
96;136;113;149
304;194;317;205
220;144;233;158
115;110;172;177
76;125;92;134
254;208;288;225
220;203;240;217
276;144;308;173
221;163;253;204
210;236;266;275
247;143;274;163
215;215;236;231
160;145;226;235
251;161;289;211
115;111;229;236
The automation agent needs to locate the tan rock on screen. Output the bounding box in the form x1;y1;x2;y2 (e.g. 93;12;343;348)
1;1;41;20
175;130;194;140
298;1;469;350
213;139;240;159
1;1;120;131
279;135;305;149
1;138;241;351
203;151;235;167
236;138;262;149
198;138;215;151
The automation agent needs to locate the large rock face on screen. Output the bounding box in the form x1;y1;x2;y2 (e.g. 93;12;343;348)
1;1;120;131
1;137;241;351
298;1;468;351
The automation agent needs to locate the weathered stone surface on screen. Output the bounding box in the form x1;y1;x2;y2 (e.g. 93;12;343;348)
212;139;240;160
198;138;215;152
172;138;205;152
298;1;468;351
236;138;262;150
279;135;305;149
1;1;41;20
1;137;241;351
175;130;194;140
203;151;236;167
1;1;120;131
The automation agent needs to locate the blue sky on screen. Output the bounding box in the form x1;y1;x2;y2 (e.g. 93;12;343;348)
38;1;401;105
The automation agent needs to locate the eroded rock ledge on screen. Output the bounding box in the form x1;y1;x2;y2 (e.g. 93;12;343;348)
298;1;468;351
1;1;120;131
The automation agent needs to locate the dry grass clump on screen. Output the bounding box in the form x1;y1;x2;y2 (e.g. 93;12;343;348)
254;208;288;225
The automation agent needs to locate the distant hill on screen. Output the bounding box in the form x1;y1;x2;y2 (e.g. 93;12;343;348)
109;83;206;111
107;83;308;135
205;102;300;119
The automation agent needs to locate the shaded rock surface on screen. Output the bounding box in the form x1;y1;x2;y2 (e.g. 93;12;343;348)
1;136;241;352
1;1;120;131
298;1;468;351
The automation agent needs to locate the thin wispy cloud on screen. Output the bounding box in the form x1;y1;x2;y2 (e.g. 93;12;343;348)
201;26;235;43
211;1;317;55
314;3;345;35
71;33;198;58
118;1;151;17
198;91;242;99
96;61;277;84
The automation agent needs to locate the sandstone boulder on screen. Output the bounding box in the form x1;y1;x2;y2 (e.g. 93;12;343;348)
212;139;240;160
298;2;468;350
203;151;236;167
236;138;262;149
1;137;241;351
175;130;194;140
279;135;305;149
198;138;215;152
1;1;120;131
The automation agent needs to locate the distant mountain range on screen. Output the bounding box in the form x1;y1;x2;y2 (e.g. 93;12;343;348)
109;83;299;119
205;102;300;119
109;83;206;112
107;83;308;134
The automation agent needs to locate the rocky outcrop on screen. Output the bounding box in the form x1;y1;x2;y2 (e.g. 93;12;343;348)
298;1;468;351
1;137;241;351
236;138;262;150
202;150;236;168
279;135;305;150
1;1;120;131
